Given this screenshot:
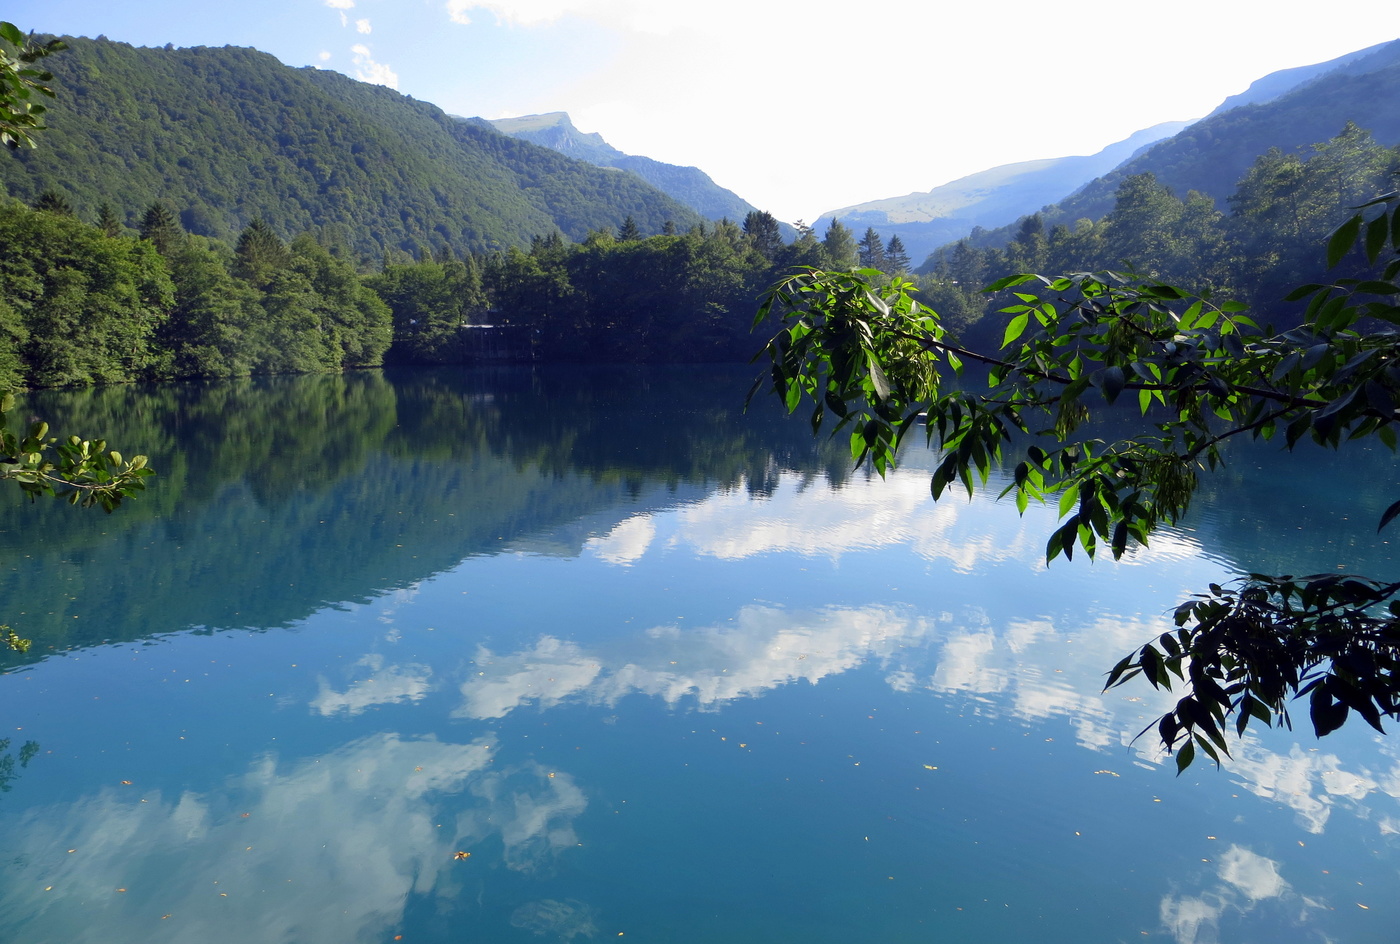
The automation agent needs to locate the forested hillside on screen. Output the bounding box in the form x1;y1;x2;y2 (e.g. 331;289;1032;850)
953;39;1400;257
0;37;702;259
486;112;766;226
905;122;1400;346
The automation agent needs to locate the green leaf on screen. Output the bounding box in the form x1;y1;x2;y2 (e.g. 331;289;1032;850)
1366;214;1390;265
1057;483;1080;518
1328;215;1362;269
1100;366;1125;404
1002;312;1030;348
1379;499;1400;532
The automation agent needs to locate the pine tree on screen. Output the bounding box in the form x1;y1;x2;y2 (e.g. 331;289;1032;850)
742;210;783;261
96;202;123;238
884;234;911;275
617;216;642;241
232;218;290;290
821;219;857;268
858;227;886;270
139;202;184;256
32;189;74;215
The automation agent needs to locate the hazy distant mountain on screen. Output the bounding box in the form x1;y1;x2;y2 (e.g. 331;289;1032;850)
1203;40;1395;118
813;122;1188;263
487;112;779;230
957;37;1400;256
0;39;703;258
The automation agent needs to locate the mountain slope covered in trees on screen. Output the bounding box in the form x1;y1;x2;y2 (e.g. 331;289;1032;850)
485;111;773;228
0;38;703;258
814;122;1188;263
953;38;1400;257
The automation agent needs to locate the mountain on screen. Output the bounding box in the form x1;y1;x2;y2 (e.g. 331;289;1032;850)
486;111;782;231
0;38;704;259
813;122;1188;263
955;37;1400;256
1203;40;1395;118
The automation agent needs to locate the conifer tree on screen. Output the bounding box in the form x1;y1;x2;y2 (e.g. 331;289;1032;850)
32;189;73;215
96;202;122;238
858;227;886;269
821;219;857;268
232;218;289;289
617;216;642;241
139;202;183;256
884;234;911;275
742;210;783;261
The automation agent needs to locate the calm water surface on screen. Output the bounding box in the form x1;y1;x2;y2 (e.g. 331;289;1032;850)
0;366;1397;943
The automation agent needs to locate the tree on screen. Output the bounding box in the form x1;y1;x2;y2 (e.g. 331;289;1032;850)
857;227;886;270
32;189;73;215
139;201;184;257
617;215;642;242
1;25;152;653
95;202;123;238
742;210;783;261
0;22;65;150
884;235;911;276
821;219;858;269
751;190;1400;770
232;217;289;289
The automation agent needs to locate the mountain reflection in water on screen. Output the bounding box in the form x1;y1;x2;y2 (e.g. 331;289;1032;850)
0;365;1396;944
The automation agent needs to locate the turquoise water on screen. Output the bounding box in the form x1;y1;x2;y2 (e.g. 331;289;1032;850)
0;366;1397;943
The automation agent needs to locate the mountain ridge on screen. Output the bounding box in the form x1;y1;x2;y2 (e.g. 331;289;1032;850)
485;111;777;229
0;38;704;259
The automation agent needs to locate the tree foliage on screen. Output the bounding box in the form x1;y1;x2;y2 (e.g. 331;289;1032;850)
0;22;65;150
753;189;1400;769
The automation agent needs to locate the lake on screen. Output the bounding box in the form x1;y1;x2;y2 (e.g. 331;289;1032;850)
0;365;1397;943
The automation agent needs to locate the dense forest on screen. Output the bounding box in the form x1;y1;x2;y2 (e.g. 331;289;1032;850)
0;194;825;384
4;30;1400;389
954;40;1400;259
0;38;703;258
3;117;1397;387
913;122;1400;346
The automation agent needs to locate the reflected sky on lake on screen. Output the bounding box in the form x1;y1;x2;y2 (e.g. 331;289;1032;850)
2;369;1397;944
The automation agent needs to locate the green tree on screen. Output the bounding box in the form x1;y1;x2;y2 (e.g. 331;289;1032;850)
857;227;886;270
821;219;857;269
139;201;184;257
95;202;123;238
232;218;290;290
884;235;911;276
742;210;783;262
751;191;1400;770
32;189;73;215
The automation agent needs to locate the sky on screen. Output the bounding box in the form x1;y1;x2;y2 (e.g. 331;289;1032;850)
7;0;1398;224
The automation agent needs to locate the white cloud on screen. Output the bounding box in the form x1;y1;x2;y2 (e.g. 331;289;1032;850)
0;734;590;943
310;654;433;716
355;18;372;34
1218;845;1288;900
587;513;655;564
317;50;331;61
350;44;399;88
324;0;355;7
454;604;930;720
1160;847;1299;944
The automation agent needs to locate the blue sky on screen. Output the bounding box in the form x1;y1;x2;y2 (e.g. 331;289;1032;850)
7;0;1398;223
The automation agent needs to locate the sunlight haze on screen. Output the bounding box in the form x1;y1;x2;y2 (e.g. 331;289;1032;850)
7;0;1397;223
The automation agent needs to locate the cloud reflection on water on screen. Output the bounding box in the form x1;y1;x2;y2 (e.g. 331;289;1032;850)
454;604;930;719
0;733;587;943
